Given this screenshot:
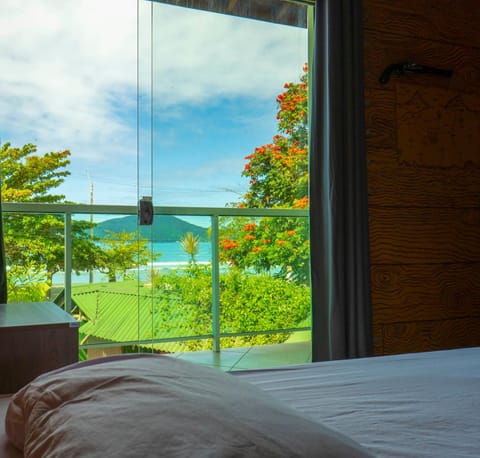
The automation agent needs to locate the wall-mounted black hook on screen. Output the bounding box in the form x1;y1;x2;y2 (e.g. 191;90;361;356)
379;61;453;85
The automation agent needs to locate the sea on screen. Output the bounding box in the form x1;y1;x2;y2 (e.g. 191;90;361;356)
52;242;212;285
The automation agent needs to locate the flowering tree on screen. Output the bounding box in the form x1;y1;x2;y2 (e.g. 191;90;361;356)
241;65;308;208
220;65;310;283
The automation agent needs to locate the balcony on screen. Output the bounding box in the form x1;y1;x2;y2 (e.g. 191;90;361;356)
2;202;311;370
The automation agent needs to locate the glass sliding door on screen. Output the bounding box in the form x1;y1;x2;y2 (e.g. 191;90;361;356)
138;0;311;367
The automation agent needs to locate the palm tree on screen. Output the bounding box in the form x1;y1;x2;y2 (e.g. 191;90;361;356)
180;232;200;265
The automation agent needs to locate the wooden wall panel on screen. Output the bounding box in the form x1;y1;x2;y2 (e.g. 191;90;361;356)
363;0;480;356
369;208;480;264
372;325;384;356
368;148;480;208
371;263;480;323
364;88;396;149
363;0;480;49
396;85;480;167
382;318;480;355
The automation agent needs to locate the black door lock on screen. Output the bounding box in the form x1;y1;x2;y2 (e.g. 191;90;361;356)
138;196;154;226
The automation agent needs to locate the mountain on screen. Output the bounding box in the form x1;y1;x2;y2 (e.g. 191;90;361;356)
93;215;209;243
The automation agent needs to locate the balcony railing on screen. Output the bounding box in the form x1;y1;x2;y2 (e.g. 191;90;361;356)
2;202;310;354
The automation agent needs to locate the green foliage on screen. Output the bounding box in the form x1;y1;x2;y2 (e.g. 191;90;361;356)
97;230;159;282
220;217;310;283
240;66;308;209
0;142;70;203
7;262;50;303
219;269;310;346
219;66;310;283
1;142;100;301
148;267;310;351
180;232;200;264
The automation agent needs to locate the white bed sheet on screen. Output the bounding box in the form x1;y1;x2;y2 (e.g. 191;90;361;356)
234;347;480;458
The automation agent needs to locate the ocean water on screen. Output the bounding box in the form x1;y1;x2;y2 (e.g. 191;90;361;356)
53;241;212;285
151;241;211;264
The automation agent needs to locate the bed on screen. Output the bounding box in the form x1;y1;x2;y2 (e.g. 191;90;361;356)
1;347;479;457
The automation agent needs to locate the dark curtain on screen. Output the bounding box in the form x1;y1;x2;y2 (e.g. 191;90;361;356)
309;0;373;361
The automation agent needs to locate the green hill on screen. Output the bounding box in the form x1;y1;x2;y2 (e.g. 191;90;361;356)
93;215;209;243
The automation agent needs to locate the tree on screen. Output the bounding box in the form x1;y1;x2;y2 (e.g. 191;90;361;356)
0;143;70;203
0;142;99;286
240;64;308;209
180;232;200;265
7;261;50;303
220;65;310;283
97;230;157;282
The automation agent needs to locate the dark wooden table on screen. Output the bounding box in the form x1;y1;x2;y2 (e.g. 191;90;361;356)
0;302;79;394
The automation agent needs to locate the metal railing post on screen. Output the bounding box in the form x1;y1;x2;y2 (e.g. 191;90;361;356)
64;212;72;314
211;214;221;353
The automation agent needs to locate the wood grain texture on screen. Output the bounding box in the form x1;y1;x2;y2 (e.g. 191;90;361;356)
372;324;384;356
367;147;480;208
364;88;396;149
382;317;480;354
0;325;78;394
363;29;480;92
363;0;480;49
396;84;480;167
364;0;480;355
369;207;480;264
371;263;480;324
0;302;78;393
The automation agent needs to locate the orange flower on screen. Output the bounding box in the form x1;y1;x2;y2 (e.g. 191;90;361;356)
252;246;263;253
277;240;287;246
287;230;296;236
244;223;257;232
221;239;239;250
244;235;255;241
293;197;309;208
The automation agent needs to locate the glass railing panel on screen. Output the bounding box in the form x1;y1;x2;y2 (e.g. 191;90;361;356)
75;211;215;356
3;211;65;304
3;204;311;362
135;214;213;353
218;214;311;349
69;211;140;358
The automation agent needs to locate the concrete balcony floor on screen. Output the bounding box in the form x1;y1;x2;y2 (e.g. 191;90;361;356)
170;339;312;372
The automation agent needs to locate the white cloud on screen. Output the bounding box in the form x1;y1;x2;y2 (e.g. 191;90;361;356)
143;3;307;106
0;0;307;204
0;0;138;162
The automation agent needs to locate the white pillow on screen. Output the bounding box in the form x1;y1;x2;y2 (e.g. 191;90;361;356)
6;354;372;457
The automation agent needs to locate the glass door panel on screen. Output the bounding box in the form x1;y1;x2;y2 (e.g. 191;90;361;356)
139;0;311;367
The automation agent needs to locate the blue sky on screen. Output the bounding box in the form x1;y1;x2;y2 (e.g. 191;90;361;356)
0;0;308;208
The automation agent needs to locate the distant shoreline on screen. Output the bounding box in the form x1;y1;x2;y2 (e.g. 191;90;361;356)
51;241;212;285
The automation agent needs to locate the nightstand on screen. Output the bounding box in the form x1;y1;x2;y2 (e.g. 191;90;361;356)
0;302;79;394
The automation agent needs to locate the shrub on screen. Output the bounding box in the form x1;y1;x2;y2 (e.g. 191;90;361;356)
153;266;310;350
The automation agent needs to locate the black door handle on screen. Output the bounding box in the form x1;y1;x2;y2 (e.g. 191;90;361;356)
379;61;453;85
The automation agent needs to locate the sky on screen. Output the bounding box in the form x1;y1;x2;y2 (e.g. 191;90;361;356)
0;0;308;210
